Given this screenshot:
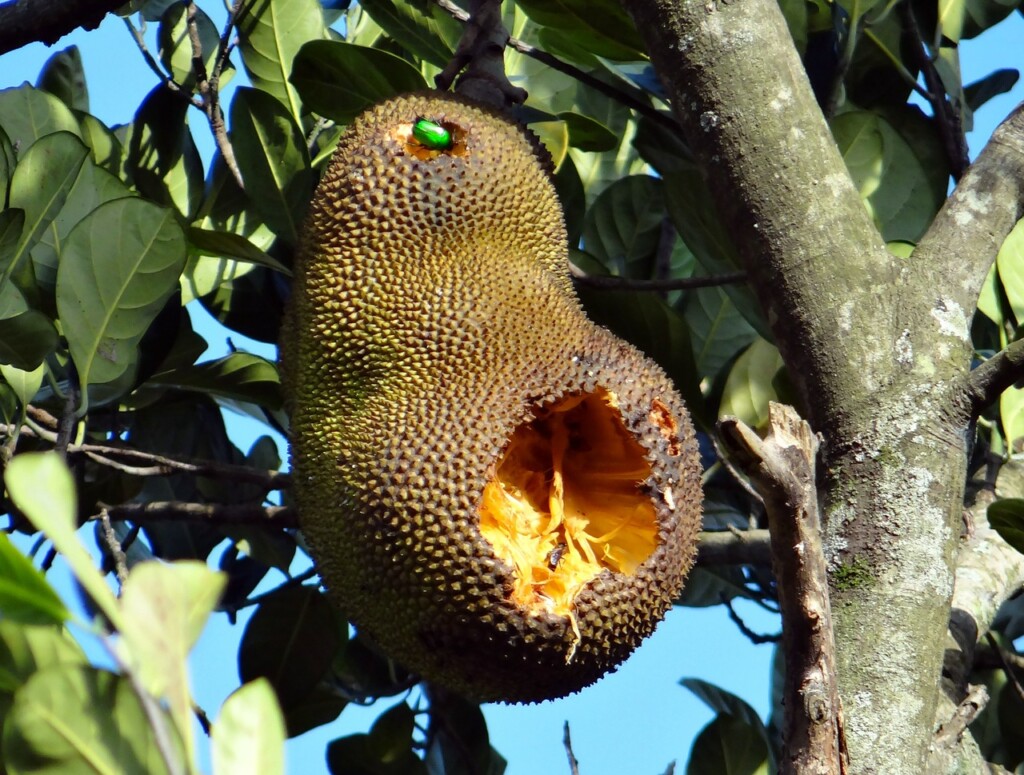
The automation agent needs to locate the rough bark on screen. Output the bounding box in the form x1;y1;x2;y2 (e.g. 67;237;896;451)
620;0;1024;771
0;0;124;56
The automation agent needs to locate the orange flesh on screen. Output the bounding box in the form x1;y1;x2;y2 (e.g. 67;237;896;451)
478;390;659;632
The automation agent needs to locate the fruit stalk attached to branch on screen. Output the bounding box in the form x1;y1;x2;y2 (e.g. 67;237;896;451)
281;92;703;702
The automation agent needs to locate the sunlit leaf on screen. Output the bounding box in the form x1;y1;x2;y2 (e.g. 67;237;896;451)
290;39;427;124
3;665;180;775
230;87;313;244
0;534;68;625
36;46;89;114
718;338;784;429
0;83;82;150
159;2;228;91
530;119;569;170
0;362;44;407
0;620;87;726
996;218;1024;328
988;499;1024;555
1000;384;1024;454
4;453;125;633
56;198;187;412
0;124;15;203
939;0;1020;42
77;111;123;173
236;0;327;124
187;227;291;275
357;0;460;67
146;351;283;410
4;131;89;294
213;679;286;775
685;714;769;775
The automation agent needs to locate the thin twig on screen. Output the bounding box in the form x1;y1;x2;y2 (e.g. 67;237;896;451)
721;595;781;644
433;0;679;132
900;2;969;179
99;501;296;527
98;508;130;586
569;265;748;292
54;376;79;460
824;10;860;118
196;0;245;188
966;339;1024;417
932;683;988;750
122;16;204;108
563;722;581;775
697;529;772;566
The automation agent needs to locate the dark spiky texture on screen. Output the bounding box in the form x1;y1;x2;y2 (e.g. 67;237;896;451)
281;92;702;703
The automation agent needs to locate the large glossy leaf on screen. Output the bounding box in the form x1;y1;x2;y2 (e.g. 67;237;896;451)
582;174;665;277
30;160;133;300
0;208;25;302
56;198;187;412
238;585;343;734
290;39;427;124
146;352;283;410
213;680;286;775
230;87;313;244
718;338;784;429
0;124;16;203
119;561;225;761
123;86;204;219
3;665;179;775
0;309;59;370
938;0;1020;41
327;732;428;775
236;0;328;124
357;0;461;67
685;714;769;775
4;132;89;295
559;111;618;152
77;112;123;174
988;499;1024;555
515;0;646;61
0;361;44;408
684;285;758;385
832;109;942;242
187;227;290;275
996;218;1024;328
36;47;89;114
158;2;226;91
0;84;82;150
0;621;86;724
425;694;505;775
1000;384;1024;453
0;534;68;626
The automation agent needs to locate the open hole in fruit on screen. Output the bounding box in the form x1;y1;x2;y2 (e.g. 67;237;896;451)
478;389;659;623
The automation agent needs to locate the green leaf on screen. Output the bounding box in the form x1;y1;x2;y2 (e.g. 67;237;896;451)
685;714;769;775
4;132;90;294
30;160;134;300
1000;383;1024;454
684;286;758;385
0;534;69;626
238;586;343;732
0;124;16;203
530;119;570;170
187;227;291;275
938;0;1020;42
213;679;286;775
77;111;123;173
369;701;416;763
0;620;87;717
123;85;204;219
36;46;89;114
3;665;180;775
327;732;428;775
559;111;618;152
0;207;26;298
229;87;313;245
965;68;1020;111
56;198;187;413
0;362;44;407
718;338;784;429
289;39;427;124
681;677;772;736
235;0;327;124
988;499;1024;555
159;2;227;91
996;218;1024;328
119;561;225;752
425;694;504;775
582;175;665;277
146;352;283;410
831;109;941;243
0;310;59;371
356;0;460;67
4;453;125;634
0;84;82;151
515;0;646;61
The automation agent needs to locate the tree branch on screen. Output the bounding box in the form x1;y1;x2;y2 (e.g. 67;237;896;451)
0;0;124;56
98;501;296;527
966;339;1024;417
719;403;847;775
912;101;1024;319
695;528;771;566
435;0;526;108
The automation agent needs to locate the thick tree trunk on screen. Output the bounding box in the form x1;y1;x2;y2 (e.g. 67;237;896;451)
621;0;1024;771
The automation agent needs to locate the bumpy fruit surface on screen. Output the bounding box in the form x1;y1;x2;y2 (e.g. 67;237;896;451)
281;92;703;703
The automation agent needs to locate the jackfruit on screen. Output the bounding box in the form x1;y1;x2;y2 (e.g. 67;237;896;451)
280;92;703;703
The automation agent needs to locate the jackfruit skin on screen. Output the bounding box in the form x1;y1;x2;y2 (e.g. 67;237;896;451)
281;92;703;703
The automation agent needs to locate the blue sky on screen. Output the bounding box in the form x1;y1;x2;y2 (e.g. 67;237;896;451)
2;6;1022;774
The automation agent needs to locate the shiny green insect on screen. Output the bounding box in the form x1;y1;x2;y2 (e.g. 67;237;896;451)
412;117;454;151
